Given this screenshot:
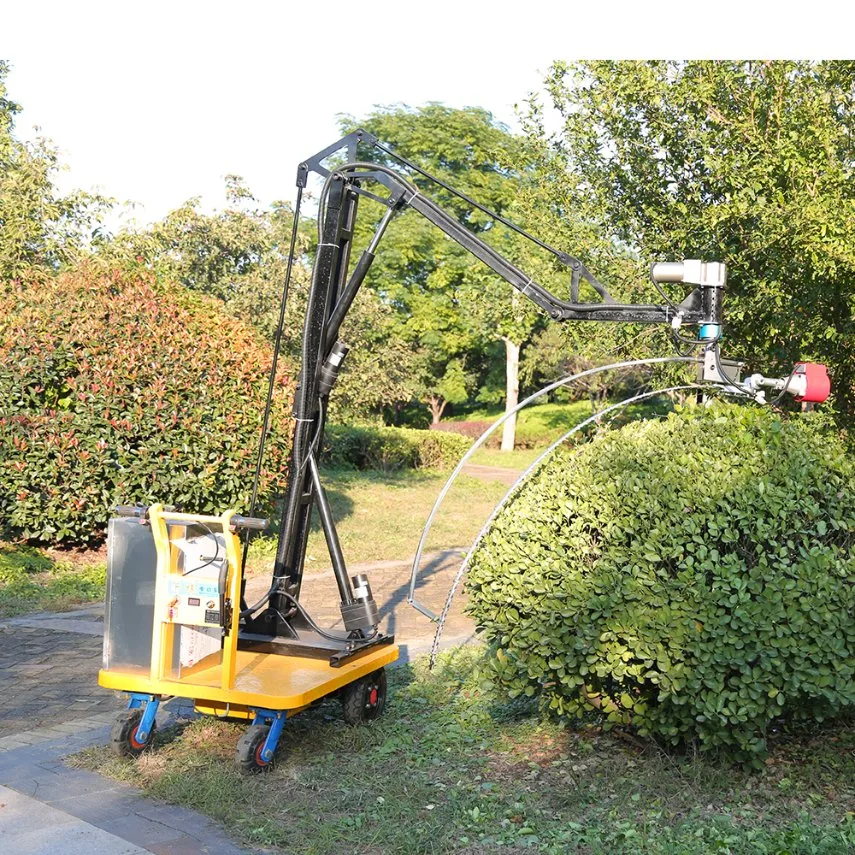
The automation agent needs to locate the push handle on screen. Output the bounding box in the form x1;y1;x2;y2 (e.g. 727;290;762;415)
113;504;148;518
112;505;267;530
229;515;269;531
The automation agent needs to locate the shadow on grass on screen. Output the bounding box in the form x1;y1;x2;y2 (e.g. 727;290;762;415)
0;543;53;575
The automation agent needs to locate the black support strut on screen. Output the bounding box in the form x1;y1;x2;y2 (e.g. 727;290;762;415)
243;129;725;651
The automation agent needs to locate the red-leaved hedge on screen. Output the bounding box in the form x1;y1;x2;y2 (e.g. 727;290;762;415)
0;267;293;545
430;420;500;447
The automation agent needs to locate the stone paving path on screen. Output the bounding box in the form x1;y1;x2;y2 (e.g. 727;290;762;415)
0;614;122;738
0;603;249;854
0;546;479;853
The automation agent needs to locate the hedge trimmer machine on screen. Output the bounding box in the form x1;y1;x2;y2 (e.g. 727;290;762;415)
98;130;830;772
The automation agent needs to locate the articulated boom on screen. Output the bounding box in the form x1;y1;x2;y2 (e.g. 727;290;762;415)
239;130;824;664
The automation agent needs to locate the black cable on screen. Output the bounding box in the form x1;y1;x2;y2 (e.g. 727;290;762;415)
276;596;350;641
241;588;273;618
670;329;703;357
649;268;681;312
317;172;335;244
293;398;326;482
281;594;378;643
239;401;327;620
712;342;751;398
240;186;305;603
769;363;800;407
182;521;221;575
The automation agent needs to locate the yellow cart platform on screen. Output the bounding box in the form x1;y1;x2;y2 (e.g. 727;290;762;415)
99;505;398;772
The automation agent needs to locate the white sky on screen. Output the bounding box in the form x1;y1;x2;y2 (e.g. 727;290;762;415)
3;1;853;228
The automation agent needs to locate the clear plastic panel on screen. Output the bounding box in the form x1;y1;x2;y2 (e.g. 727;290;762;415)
102;517;157;672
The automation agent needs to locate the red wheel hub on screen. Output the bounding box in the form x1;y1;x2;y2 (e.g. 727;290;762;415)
255;741;269;766
129;726;146;750
369;687;379;706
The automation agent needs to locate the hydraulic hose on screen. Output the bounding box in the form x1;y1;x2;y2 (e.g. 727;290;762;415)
407;356;703;618
425;383;711;667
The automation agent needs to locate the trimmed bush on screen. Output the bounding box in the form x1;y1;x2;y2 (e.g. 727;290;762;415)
467;404;854;760
431;420;500;448
0;268;293;544
323;424;471;471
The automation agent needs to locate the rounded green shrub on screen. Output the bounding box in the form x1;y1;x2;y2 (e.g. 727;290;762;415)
0;267;293;544
466;404;854;759
323;424;471;471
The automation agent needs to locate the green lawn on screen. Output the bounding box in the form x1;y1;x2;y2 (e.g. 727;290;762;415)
447;397;678;451
0;543;106;617
72;646;855;854
247;469;509;574
0;468;510;614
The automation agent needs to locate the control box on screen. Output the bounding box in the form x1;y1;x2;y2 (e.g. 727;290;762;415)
164;530;228;629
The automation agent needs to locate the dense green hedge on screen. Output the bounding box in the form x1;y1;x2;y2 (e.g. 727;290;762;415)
467;404;854;760
323;424;471;471
0;268;293;544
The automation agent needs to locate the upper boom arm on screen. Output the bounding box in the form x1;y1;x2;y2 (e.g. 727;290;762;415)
298;130;724;333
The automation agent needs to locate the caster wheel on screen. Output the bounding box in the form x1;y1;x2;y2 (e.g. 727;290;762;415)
236;725;274;774
341;668;387;725
111;708;156;757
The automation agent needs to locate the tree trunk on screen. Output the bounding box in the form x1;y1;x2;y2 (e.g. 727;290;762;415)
428;395;447;425
501;338;520;452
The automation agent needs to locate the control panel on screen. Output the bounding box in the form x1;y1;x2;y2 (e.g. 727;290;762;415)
164;530;228;629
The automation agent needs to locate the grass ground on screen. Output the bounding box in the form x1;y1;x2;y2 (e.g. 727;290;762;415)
0;396;676;617
448;400;595;448
247;470;509;574
0;469;510;615
73;646;855;855
0;542;106;617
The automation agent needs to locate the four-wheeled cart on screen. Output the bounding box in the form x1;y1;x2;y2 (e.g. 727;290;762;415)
99;504;397;773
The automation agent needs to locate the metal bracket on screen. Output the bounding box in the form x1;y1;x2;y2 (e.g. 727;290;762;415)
701;349;744;385
127;693;160;743
249;708;287;763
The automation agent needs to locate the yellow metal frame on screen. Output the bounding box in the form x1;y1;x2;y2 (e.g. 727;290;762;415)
99;505;398;711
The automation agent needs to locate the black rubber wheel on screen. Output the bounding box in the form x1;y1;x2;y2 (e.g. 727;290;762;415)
341;668;387;725
236;725;274;774
110;708;157;758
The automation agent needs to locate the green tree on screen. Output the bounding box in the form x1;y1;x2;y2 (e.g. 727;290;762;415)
106;181;413;420
533;60;855;418
0;60;107;277
108;175;286;301
341;105;543;439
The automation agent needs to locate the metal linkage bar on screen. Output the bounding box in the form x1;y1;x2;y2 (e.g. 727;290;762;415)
323;161;715;326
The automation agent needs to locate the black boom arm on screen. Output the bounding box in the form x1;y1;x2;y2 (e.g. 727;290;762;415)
241;130;726;650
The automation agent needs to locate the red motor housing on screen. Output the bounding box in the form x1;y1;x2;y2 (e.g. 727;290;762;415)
794;362;831;404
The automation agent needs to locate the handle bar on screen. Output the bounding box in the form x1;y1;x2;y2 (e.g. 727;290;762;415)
112;505;268;531
229;515;269;532
113;504;148;519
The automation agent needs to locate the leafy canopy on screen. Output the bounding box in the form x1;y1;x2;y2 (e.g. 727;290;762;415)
340;104;541;419
532;60;855;418
0;60;108;277
106;179;413;420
